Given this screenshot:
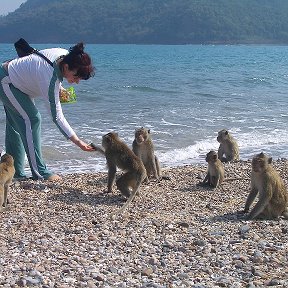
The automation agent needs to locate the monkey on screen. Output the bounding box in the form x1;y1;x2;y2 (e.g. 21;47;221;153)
217;129;240;163
244;152;288;220
0;153;15;212
92;132;146;214
201;150;224;188
132;127;161;181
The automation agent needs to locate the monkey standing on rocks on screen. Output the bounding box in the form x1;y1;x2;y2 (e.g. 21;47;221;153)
0;153;15;212
91;132;146;214
132;127;161;181
217;129;240;162
244;152;288;220
202;150;224;188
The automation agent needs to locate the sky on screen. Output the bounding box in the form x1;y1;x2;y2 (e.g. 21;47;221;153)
0;0;27;15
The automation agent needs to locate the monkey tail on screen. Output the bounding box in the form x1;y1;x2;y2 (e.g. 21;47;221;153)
115;187;139;216
112;173;144;217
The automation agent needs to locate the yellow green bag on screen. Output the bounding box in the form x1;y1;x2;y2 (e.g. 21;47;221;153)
60;87;77;104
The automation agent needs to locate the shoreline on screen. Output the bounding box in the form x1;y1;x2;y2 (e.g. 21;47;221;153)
1;160;288;287
43;153;288;176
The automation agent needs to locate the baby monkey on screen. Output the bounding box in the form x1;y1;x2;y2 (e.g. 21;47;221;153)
202;150;224;188
91;132;146;214
132;127;161;181
0;153;15;212
244;152;288;220
217;129;240;162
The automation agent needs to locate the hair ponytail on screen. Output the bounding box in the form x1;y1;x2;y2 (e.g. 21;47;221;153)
61;42;95;80
69;42;85;55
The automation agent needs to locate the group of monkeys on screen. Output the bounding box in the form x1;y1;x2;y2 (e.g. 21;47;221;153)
91;127;288;219
90;127;163;215
202;129;288;220
0;127;288;220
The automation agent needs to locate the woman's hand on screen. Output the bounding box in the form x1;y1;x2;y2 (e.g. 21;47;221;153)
70;135;96;151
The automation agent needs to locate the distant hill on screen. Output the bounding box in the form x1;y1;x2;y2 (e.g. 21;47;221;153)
1;0;288;44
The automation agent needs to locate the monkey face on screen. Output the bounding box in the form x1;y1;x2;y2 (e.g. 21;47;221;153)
252;152;272;173
206;150;218;163
217;129;229;143
135;127;150;144
102;132;118;149
0;153;14;165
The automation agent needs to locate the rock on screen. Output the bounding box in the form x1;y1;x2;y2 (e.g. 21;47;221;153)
88;235;97;241
141;268;153;276
239;224;250;235
178;222;189;228
193;239;206;246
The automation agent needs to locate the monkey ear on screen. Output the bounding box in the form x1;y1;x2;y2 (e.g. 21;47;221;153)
148;129;151;134
225;130;228;135
106;132;116;141
106;135;113;144
268;157;272;164
109;132;118;137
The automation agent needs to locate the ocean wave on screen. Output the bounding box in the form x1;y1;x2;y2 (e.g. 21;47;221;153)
123;85;176;94
161;118;194;128
158;139;217;167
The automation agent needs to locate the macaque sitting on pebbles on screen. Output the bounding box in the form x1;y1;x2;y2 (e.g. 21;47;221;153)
0;153;15;212
217;129;240;163
244;152;288;220
90;132;146;214
132;127;161;181
202;150;224;188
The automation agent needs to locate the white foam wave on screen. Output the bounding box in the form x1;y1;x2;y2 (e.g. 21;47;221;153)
237;129;288;148
158;138;217;167
157;128;288;168
161;118;194;128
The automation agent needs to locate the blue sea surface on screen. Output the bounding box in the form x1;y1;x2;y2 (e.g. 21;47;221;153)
1;44;288;175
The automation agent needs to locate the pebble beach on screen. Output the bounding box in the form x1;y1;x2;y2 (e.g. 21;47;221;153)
1;160;288;288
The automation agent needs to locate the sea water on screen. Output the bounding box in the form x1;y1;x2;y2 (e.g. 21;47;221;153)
1;44;288;175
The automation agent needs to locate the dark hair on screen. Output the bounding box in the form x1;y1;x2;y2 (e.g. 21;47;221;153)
61;42;95;80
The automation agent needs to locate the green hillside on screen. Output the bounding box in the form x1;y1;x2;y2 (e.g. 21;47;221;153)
1;0;288;44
